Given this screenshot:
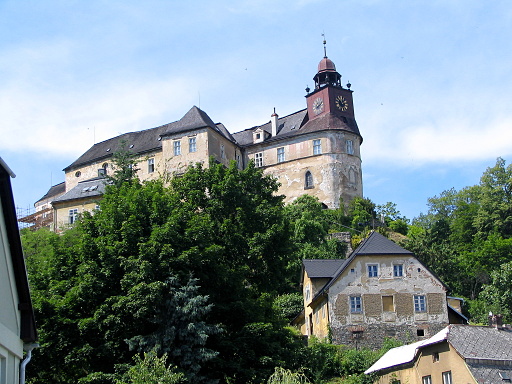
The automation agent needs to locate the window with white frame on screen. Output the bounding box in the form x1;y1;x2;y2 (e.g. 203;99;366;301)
277;147;285;163
367;264;378;277
148;158;155;173
442;371;452;384
69;209;78;224
346;139;354;155
414;295;427;312
393;264;403;277
189;137;196;153
305;284;311;302
313;139;322;155
254;152;263;167
350;296;362;313
173;140;181;156
422;376;432;384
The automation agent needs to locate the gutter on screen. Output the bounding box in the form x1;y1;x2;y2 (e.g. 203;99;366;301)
20;343;39;384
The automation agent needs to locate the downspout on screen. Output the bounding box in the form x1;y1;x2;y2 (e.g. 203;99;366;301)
20;343;39;384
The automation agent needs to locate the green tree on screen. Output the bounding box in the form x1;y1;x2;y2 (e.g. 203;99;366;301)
115;351;185;384
480;261;512;323
348;197;376;230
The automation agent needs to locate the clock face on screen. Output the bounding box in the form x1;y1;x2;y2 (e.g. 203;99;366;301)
312;97;324;115
335;95;349;111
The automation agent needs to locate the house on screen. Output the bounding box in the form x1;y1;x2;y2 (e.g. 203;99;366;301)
365;321;512;384
0;156;38;383
297;231;466;349
23;45;364;230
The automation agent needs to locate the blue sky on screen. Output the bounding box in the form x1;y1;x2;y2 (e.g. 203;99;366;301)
2;0;512;221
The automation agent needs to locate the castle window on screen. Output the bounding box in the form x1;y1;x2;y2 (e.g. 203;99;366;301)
277;147;285;163
414;295;427;312
305;171;314;189
442;371;452;384
98;168;106;177
68;209;78;225
148;158;155;173
350;296;362;313
367;264;378;278
174;141;181;156
393;264;403;277
433;352;439;362
313;139;322;155
189;137;196;153
346;139;354;155
75;171;81;177
254;153;263;167
417;329;425;337
305;284;311;302
422;376;432;384
256;133;261;139
220;144;225;159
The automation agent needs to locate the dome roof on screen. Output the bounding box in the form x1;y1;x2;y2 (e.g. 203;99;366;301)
318;57;336;73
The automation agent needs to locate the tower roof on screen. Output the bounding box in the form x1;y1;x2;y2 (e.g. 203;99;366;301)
318;57;336;73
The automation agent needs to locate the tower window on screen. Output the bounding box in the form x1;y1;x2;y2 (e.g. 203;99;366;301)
313;139;322;155
189;137;196;153
346;139;354;155
254;153;263;167
305;171;314;189
148;158;155;173
174;141;181;156
277;147;285;163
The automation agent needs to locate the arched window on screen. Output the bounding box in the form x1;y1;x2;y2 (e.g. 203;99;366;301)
305;171;314;189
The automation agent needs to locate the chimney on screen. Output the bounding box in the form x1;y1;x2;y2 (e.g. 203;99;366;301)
271;108;278;137
488;312;504;329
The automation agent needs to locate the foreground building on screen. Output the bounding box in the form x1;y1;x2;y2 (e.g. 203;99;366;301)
365;322;512;384
295;231;466;349
23;48;364;231
0;157;38;383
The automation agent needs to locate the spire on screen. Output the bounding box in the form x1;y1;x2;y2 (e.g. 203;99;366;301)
322;33;327;58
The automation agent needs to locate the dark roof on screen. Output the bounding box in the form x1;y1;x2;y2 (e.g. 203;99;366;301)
52;178;106;204
352;231;413;255
161;106;218;135
35;181;66;204
65;106;234;171
0;156;37;342
232;109;308;146
303;259;347;278
465;362;512;384
298;112;361;141
448;325;512;360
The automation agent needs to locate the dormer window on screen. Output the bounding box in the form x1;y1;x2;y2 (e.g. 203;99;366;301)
253;129;265;143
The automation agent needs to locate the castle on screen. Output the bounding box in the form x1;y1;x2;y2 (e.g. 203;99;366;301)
24;49;363;230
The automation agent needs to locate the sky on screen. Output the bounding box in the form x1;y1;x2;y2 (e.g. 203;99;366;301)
2;0;512;221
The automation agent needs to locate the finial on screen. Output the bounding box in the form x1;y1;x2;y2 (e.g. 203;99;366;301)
322;33;327;58
305;85;310;94
347;81;351;89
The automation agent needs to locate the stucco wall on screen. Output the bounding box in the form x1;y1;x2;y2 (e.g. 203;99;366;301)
54;199;101;231
328;255;448;348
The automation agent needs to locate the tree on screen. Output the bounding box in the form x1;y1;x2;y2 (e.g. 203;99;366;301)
480;261;512;323
115;351;185;384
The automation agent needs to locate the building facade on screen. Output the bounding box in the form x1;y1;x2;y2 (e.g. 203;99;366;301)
298;232;466;349
23;51;363;231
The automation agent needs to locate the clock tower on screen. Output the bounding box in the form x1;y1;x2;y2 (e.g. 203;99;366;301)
306;53;355;122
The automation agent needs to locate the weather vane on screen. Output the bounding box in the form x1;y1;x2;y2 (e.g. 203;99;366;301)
322;32;327;58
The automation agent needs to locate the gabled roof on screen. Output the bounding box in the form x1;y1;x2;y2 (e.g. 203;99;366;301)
35;181;66;204
299;112;361;142
448;325;512;360
161;106;219;136
0;156;37;342
352;231;413;255
52;178;106;204
303;259;346;279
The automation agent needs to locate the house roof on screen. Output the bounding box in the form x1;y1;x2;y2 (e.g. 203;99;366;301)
52;178;106;204
303;259;346;278
352;231;413;256
64;106;232;172
35;181;66;204
365;325;512;377
0;156;37;342
465;362;512;384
